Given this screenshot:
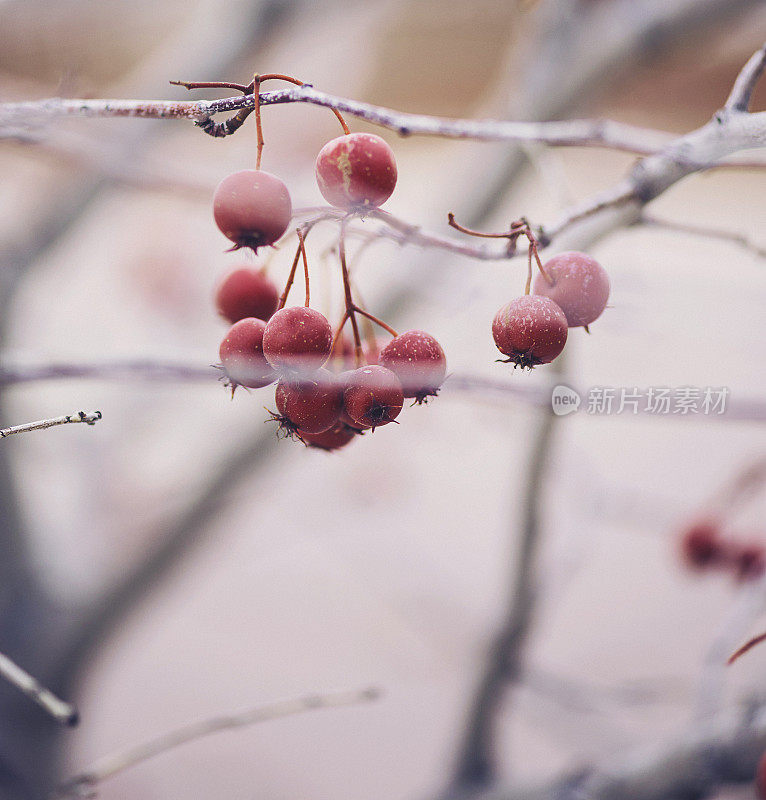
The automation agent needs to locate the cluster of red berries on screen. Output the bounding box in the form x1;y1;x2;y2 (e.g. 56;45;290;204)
211;127;446;451
492;251;611;367
679;519;766;583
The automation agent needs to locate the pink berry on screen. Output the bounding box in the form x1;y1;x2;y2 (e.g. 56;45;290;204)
315;133;397;209
533;251;610;327
274;369;342;435
215;268;279;324
492;295;568;368
343;365;403;430
262;306;333;375
378;330;447;402
219;318;276;388
213;170;292;251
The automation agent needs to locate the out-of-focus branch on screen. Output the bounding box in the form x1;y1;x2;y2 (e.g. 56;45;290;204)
0;652;77;726
54;687;379;799
640;215;766;259
725;42;766;112
0;411;101;439
455;701;766;800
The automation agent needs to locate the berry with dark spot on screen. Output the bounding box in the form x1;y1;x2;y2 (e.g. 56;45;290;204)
315;133;397;209
343;365;403;430
378;330;447;402
533;251;610;328
213;170;292;251
219;318;276;389
262;306;333;375
492;295;568;368
215;267;279;324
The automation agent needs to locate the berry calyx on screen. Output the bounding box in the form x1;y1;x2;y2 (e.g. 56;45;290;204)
492;295;568;368
297;422;358;451
213;170;292;251
378;330;447;402
533;251;610;327
262;306;333;375
274;369;342;435
215;267;279;324
343;365;404;430
219;318;276;389
315;133;397;210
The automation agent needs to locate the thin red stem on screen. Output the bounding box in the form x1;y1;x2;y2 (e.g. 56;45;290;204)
258;73;350;135
338;221;363;366
254;74;264;170
277;235;304;310
352;306;398;338
297;229;310;307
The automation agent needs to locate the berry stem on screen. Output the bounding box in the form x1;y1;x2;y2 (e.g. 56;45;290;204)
351;306;398;338
254;74;264;170
338;221;363;366
329;311;351;361
297;228;310;307
257;73;350;136
524;245;533;295
277;226;312;310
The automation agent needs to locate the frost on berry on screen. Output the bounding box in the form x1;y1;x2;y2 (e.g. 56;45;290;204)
678;520;723;571
378;330;447;402
215;268;279;324
533;251;610;327
343;365;404;430
298;422;359;451
272;369;342;436
218;318;276;389
492;295;568;368
213;170;292;251
315;133;397;209
262;306;333;375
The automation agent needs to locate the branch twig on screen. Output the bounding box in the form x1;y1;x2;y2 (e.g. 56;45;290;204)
0;411;101;439
0;652;78;726
54;687;379;798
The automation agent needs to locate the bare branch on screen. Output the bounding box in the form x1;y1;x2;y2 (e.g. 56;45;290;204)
0;652;78;727
0;411;101;439
54;687;379;798
724;42;766;112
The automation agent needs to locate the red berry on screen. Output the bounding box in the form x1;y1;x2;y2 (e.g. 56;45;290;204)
315;133;397;209
262;306;333;375
298;422;358;451
492;295;568;368
219;318;276;388
213;170;291;251
378;330;447;402
215;268;279;324
729;541;766;582
757;752;766;799
533;251;610;327
343;365;403;430
678;520;723;571
274;369;342;435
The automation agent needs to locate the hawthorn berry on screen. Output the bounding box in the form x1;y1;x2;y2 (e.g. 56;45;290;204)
219;318;276;388
729;541;766;582
213;170;292;251
262;306;333;375
343;365;404;430
378;330;447;402
533;251;610;327
274;369;343;435
492;295;568;368
215;267;279;324
315;133;397;209
297;422;358;451
678;520;723;571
